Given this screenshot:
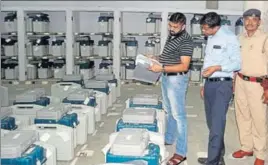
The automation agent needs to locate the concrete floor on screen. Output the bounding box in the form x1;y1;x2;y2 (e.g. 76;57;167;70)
3;82;268;165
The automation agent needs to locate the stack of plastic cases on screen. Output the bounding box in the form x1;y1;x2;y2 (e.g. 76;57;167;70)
1;130;47;165
34;104;79;128
1;145;47;165
106;143;160;165
34;112;79;128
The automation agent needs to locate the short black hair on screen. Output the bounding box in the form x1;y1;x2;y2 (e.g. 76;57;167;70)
169;12;186;25
200;12;221;28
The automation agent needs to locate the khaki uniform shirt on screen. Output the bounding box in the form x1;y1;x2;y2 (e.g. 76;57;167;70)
239;30;268;77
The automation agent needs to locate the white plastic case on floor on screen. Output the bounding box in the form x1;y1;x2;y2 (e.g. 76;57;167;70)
10;104;44;129
71;104;95;135
125;100;166;135
51;82;82;101
15;88;45;103
110;128;150;156
132;94;159;105
67;89;94;101
36;103;71;120
122;108;156;124
95;91;108;115
69;110;88;145
25;124;75;161
1;130;38;159
34;141;57;165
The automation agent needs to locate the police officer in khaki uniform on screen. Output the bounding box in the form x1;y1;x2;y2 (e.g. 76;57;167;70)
233;9;268;165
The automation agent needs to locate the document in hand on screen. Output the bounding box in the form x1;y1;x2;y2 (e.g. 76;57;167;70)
133;54;162;84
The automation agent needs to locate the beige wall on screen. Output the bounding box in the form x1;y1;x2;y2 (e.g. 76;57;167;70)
244;1;268;32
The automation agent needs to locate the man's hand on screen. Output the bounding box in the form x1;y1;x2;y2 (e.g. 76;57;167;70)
202;66;221;77
202;66;221;78
200;87;204;99
260;78;268;104
148;62;163;73
262;90;268;104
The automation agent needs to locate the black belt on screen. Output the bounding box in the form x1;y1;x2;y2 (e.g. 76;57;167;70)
206;77;233;82
237;73;263;83
163;72;188;76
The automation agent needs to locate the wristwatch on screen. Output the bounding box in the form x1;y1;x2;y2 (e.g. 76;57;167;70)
162;65;165;72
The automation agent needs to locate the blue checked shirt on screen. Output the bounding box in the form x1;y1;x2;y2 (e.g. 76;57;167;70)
202;27;241;81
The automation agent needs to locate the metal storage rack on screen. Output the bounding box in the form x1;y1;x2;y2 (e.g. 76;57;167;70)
24;11;67;81
72;11;114;78
0;2;244;87
120;12;162;82
1;11;19;81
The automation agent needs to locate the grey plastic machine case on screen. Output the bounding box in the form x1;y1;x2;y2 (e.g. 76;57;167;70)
190;63;202;82
192;41;203;59
62;74;82;82
36;103;71;120
67;89;94;101
122;108;156;124
4;12;17;33
132;94;159;105
1;130;39;159
84;79;108;89
133;54;162;84
15;88;45;102
110;128;150;156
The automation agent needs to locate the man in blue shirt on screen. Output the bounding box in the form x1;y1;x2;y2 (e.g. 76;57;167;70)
197;12;241;165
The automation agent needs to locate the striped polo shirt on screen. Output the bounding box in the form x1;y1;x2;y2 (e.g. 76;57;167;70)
159;30;193;66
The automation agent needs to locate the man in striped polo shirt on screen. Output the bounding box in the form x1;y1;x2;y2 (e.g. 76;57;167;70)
148;12;193;165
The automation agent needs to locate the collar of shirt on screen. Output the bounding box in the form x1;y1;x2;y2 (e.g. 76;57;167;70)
168;30;186;40
243;29;262;38
208;26;224;39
